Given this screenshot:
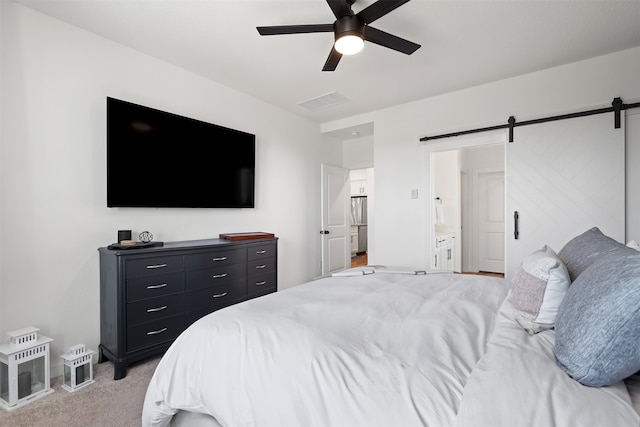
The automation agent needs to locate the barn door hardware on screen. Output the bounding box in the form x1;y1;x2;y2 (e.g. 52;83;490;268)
419;97;640;143
514;211;519;240
612;97;623;129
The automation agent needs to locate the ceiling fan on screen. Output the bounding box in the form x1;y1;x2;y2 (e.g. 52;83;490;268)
256;0;421;71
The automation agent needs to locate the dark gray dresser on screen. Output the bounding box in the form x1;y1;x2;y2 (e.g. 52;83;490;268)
98;237;277;379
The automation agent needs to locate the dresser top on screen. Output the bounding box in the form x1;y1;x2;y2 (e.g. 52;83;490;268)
99;237;278;255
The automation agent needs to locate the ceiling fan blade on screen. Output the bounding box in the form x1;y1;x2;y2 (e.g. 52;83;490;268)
326;0;354;19
257;24;333;36
357;0;411;24
322;48;343;71
363;26;420;55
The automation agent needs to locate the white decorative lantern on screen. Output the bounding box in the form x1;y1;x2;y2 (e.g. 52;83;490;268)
61;344;94;392
0;327;54;411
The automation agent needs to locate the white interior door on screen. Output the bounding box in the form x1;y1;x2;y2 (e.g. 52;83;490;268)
321;164;350;276
476;169;505;273
506;113;625;280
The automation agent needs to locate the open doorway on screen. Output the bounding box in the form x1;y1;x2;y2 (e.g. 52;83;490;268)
431;144;505;275
322;122;374;273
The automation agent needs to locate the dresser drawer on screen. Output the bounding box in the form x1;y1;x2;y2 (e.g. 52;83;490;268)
126;315;183;352
185;248;245;270
247;242;277;260
247;271;277;298
127;294;184;326
248;256;276;276
126;255;184;278
186;263;245;291
126;271;184;302
184;280;245;312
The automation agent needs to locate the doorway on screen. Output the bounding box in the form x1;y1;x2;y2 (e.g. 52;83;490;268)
321;123;374;274
431;144;505;274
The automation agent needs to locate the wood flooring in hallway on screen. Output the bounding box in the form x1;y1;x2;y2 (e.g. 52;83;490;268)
351;253;368;268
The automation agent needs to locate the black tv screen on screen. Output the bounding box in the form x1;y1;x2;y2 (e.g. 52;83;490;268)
107;97;255;208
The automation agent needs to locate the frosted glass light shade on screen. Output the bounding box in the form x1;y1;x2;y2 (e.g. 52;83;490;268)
335;35;364;55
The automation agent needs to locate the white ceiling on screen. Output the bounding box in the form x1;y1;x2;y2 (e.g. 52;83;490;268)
14;0;640;130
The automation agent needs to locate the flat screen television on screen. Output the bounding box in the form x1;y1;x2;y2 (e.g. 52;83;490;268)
107;97;255;208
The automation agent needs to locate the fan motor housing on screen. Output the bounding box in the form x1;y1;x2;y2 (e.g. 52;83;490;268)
333;15;365;40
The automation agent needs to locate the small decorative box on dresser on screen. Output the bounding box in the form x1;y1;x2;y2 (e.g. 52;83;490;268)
98;237;277;379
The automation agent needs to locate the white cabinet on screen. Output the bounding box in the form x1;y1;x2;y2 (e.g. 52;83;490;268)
350;226;359;255
351;179;368;196
350;169;369;196
434;233;455;271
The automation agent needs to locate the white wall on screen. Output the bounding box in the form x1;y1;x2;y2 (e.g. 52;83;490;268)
324;46;640;269
432;150;458;234
343;135;374;170
0;2;340;375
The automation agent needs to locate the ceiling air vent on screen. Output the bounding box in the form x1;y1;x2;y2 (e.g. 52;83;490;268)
298;91;349;112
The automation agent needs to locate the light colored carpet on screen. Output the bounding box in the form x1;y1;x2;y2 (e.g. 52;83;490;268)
0;356;161;427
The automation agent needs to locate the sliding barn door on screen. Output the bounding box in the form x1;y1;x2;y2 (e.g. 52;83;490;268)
506;114;625;280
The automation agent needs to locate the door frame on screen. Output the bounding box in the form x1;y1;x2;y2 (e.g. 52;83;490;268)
425;131;507;273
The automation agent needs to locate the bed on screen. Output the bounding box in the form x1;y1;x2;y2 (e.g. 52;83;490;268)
142;228;640;427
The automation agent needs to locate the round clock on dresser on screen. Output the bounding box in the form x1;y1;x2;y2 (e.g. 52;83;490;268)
138;231;153;243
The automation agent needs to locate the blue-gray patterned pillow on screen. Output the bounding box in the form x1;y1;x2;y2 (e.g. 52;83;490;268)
557;227;634;281
553;250;640;387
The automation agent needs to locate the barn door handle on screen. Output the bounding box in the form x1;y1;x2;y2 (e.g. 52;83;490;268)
514;211;519;240
320;230;330;234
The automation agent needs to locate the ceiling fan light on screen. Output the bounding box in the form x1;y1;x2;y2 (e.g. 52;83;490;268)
335;35;364;55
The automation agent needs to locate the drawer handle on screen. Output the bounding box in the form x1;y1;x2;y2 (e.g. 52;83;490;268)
212;256;227;261
256;281;267;286
146;327;168;336
146;263;167;269
255;264;267;269
256;250;267;254
212;273;228;279
146;283;168;289
212;292;228;298
147;305;168;313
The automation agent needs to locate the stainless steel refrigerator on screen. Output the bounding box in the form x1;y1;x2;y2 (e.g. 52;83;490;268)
351;196;367;253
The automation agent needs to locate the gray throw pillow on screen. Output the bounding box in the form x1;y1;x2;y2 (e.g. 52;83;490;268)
509;245;570;334
557;227;634;281
553;250;640;387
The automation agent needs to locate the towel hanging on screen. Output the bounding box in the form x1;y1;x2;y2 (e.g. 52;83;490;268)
435;197;445;224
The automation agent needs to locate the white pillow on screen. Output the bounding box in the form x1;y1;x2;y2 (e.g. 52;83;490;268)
627;240;640;251
509;245;571;334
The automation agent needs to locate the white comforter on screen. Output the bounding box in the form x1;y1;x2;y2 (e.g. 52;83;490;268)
142;273;639;427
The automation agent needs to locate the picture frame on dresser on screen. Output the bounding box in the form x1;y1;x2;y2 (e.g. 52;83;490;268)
97;237;277;380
